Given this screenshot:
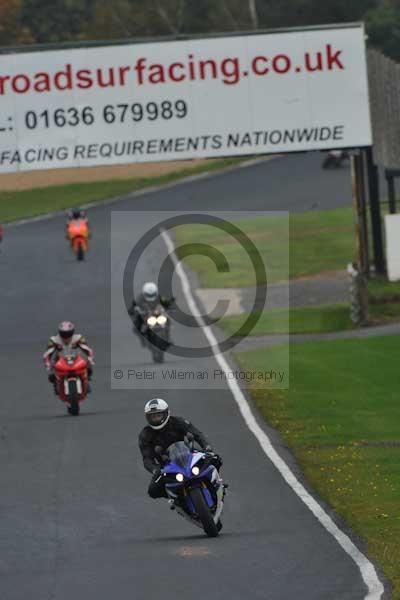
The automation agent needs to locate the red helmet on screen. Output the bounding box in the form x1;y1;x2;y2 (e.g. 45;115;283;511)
58;321;75;340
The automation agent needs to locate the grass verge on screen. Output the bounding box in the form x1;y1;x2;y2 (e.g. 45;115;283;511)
174;207;355;286
235;337;400;596
0;157;248;223
218;301;400;336
369;277;400;303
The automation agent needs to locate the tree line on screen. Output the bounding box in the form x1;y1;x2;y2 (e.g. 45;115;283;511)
1;0;400;60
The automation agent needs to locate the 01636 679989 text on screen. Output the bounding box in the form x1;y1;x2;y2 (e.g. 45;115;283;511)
0;100;188;134
19;100;189;131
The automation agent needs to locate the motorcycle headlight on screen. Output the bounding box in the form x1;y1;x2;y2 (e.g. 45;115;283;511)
191;466;200;476
156;315;167;326
176;473;184;482
147;316;157;327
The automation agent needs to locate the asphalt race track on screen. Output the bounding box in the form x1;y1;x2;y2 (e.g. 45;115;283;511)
1;153;378;599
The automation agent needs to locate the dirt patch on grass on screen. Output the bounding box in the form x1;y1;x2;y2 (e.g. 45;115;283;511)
0;159;206;191
292;269;347;282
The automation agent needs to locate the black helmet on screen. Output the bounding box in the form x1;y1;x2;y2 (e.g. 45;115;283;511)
71;208;81;219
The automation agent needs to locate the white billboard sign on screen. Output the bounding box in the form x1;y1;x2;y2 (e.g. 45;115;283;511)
0;25;371;173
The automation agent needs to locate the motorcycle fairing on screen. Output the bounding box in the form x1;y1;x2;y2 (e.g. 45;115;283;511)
162;442;223;522
54;349;89;403
67;220;89;239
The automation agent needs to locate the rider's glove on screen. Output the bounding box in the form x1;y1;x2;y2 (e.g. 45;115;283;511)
152;467;161;478
205;447;222;468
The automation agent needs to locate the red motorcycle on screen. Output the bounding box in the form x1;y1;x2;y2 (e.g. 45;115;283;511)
54;348;90;415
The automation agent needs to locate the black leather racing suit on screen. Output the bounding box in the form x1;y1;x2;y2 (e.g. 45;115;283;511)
138;416;215;499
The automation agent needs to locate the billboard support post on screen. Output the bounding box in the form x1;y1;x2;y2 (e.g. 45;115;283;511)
358;151;370;277
350;151;369;324
351;152;369;275
386;171;397;214
365;146;385;274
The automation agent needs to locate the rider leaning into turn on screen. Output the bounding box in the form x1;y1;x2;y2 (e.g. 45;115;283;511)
43;321;94;392
128;282;174;341
139;398;222;499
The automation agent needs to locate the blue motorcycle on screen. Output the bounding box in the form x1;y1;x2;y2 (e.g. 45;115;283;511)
159;438;226;537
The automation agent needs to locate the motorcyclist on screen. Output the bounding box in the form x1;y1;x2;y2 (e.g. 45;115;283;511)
128;282;174;345
322;149;349;169
43;321;94;393
66;208;90;238
139;398;222;499
67;207;88;224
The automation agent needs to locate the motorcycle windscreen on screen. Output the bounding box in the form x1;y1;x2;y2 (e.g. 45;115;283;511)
167;442;191;469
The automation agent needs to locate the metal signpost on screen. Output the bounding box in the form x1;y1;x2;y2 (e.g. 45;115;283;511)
350;151;369;325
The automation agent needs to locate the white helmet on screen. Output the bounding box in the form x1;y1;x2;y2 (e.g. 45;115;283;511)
142;282;158;303
144;398;170;430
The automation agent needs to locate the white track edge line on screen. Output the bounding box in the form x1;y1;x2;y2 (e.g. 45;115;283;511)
161;228;384;600
5;156;276;228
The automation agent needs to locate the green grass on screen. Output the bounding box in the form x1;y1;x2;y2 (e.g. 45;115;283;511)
219;304;348;335
174;214;289;286
173;207;355;287
289;207;355;278
235;337;400;596
0;157;247;223
218;302;400;336
369;277;400;303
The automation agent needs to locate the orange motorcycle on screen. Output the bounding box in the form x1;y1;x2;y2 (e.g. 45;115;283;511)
67;219;89;261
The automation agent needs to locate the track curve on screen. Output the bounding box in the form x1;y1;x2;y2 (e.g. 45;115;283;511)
1;153;379;599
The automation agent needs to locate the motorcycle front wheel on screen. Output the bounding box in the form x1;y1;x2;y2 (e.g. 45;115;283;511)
68;402;80;416
151;347;164;363
67;381;80;416
77;245;85;261
189;488;219;538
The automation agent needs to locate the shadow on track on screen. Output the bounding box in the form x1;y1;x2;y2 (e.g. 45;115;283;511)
137;530;269;544
3;411;105;423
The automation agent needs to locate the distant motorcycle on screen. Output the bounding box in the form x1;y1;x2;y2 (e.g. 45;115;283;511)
144;307;170;363
322;150;349;169
157;437;225;537
54;348;90;415
67;219;89;261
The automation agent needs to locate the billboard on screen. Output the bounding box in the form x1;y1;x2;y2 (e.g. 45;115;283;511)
0;25;371;173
